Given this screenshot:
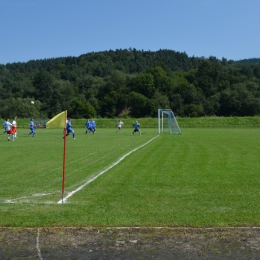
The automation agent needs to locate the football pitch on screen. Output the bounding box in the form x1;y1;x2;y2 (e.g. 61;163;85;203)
0;127;260;227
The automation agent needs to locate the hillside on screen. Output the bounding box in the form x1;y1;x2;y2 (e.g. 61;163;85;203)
1;49;260;119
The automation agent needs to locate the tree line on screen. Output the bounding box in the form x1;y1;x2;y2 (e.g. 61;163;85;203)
1;48;260;119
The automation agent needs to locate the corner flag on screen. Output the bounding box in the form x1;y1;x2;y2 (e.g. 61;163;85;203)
46;110;68;203
46;110;67;128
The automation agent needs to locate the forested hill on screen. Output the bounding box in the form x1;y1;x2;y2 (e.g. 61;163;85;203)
1;48;260;119
236;58;260;65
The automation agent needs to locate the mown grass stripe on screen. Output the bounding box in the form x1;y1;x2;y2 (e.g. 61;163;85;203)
0;128;260;227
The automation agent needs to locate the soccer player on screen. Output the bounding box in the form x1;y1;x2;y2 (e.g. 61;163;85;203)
132;121;141;135
63;118;68;134
91;118;96;134
28;118;36;137
5;118;14;141
12;116;18;138
116;120;124;133
85;119;91;134
66;118;76;139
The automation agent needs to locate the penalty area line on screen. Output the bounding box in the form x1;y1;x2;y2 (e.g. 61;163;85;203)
57;135;159;204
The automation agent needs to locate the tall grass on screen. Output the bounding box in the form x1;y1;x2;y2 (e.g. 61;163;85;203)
13;116;260;129
0;127;259;227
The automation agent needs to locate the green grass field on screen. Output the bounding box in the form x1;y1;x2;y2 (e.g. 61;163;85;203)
0;126;260;227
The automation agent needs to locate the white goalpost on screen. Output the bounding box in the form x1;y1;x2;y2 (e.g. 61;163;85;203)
158;109;181;134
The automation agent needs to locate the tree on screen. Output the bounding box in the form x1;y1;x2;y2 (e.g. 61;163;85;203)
175;84;203;105
128;92;149;117
183;104;204;117
195;60;228;97
204;94;221;116
69;98;96;118
99;91;118;117
33;71;55;102
0;98;45;118
253;65;260;79
1;79;14;99
129;73;155;98
147;66;171;94
153;91;170;109
169;93;184;116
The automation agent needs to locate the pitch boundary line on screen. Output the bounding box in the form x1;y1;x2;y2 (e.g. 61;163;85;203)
57;135;159;204
36;228;43;260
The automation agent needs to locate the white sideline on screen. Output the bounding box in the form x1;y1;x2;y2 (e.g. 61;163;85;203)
57;135;159;204
36;228;43;260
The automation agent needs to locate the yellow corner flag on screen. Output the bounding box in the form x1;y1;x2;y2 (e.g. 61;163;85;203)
46;110;67;129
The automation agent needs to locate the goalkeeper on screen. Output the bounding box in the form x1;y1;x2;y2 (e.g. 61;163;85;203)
132;121;141;135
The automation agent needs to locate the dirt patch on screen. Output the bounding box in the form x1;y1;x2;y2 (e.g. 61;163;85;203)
0;227;260;259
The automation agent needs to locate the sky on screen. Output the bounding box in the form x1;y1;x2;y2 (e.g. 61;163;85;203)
1;0;259;65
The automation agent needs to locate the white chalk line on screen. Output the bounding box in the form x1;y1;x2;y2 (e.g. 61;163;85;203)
1;193;55;204
36;228;43;260
58;135;159;204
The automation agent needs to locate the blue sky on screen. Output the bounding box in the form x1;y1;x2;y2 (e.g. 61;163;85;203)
1;0;259;64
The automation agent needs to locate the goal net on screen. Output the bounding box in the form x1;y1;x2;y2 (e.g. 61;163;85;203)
34;118;49;128
158;109;181;134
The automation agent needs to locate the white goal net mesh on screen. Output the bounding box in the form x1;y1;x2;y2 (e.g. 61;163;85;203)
158;109;181;134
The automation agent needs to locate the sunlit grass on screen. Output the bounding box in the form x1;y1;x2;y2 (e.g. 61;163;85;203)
0;127;260;227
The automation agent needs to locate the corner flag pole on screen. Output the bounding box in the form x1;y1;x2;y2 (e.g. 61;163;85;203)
45;110;68;203
61;112;67;203
62;126;67;203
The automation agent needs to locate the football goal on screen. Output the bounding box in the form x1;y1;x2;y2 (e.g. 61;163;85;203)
158;109;181;134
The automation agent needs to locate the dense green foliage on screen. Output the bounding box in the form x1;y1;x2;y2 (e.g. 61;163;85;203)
1;49;260;119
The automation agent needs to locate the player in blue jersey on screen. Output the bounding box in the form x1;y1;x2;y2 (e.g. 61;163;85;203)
66;118;76;139
91;118;96;134
132;121;141;135
28;118;36;137
85;119;92;134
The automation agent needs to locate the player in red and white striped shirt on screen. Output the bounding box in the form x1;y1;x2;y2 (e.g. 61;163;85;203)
12;116;17;138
